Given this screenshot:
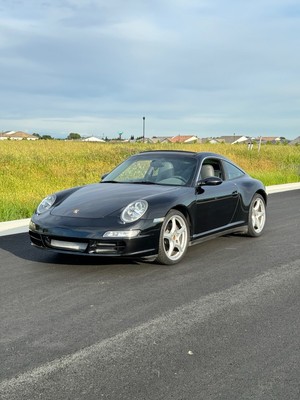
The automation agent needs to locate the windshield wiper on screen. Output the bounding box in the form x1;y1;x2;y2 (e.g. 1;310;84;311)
102;180;158;185
131;181;158;185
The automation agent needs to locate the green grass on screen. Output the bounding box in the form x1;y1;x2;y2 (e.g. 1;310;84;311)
0;141;299;221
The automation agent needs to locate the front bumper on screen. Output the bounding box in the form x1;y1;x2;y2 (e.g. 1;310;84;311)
29;216;161;257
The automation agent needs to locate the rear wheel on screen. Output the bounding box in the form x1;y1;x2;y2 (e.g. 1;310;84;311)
246;193;266;237
156;210;189;265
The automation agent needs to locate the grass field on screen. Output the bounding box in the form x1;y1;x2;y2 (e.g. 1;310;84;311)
1;140;299;221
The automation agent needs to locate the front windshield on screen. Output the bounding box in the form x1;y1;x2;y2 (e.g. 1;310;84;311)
102;154;197;186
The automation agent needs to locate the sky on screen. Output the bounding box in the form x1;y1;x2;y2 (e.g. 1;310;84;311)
1;0;300;140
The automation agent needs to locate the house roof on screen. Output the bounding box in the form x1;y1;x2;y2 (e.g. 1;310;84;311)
289;136;300;145
169;135;198;143
0;131;37;139
217;135;245;144
10;131;33;138
150;136;172;143
201;137;221;143
81;136;105;142
260;136;280;141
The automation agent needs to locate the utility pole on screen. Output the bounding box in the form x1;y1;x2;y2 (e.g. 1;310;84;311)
142;116;145;142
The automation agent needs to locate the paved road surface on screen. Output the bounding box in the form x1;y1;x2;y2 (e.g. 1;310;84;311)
0;190;299;399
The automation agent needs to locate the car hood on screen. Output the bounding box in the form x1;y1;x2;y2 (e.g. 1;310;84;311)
50;183;182;218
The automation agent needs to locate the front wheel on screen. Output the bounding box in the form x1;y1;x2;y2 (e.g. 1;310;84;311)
156;210;190;265
246;193;266;237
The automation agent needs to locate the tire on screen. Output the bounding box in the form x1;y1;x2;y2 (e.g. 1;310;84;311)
246;193;266;237
156;210;190;265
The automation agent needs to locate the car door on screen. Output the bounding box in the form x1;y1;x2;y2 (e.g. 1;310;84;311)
192;159;239;236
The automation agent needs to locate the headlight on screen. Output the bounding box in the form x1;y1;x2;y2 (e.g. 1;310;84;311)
121;200;148;223
36;194;56;214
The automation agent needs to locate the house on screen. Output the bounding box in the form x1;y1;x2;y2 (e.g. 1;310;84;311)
259;136;281;144
232;136;252;144
150;136;173;143
288;136;300;145
288;136;299;145
81;136;105;142
134;137;153;143
216;135;250;144
0;131;38;140
169;135;198;144
201;137;221;144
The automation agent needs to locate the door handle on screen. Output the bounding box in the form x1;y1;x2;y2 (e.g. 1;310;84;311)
232;190;238;196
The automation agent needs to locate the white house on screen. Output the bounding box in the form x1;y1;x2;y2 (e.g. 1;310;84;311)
0;131;38;140
81;136;105;142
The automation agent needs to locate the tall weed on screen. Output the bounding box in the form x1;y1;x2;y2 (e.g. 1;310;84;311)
0;141;299;221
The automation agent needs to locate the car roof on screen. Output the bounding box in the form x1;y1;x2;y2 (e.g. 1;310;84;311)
139;150;197;155
138;150;229;160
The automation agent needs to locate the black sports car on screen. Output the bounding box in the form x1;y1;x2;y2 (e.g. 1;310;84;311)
29;151;267;265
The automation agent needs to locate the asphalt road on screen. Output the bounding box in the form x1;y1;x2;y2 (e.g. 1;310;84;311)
0;190;300;400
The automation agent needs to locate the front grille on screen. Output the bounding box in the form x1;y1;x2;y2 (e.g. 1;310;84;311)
29;231;44;247
30;232;126;255
88;240;126;254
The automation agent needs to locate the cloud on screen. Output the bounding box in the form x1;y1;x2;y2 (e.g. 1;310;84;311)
0;0;299;138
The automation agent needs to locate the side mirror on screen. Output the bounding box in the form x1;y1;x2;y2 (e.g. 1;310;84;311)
197;177;223;187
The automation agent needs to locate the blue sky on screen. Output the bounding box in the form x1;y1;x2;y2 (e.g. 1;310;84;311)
0;0;300;139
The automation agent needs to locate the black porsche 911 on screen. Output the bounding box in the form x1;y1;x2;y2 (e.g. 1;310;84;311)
29;151;267;265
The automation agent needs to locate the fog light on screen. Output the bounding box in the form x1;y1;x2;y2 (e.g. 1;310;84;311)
103;230;140;238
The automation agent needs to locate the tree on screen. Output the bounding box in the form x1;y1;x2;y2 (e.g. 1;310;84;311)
67;132;81;140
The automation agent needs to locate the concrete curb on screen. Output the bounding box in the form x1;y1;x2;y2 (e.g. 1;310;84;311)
265;182;300;194
0;183;299;237
0;218;31;237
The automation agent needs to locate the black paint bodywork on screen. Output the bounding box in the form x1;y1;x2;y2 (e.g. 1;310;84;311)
29;151;267;259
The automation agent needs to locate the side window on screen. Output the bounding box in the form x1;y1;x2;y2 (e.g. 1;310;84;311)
223;161;244;180
201;159;224;179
